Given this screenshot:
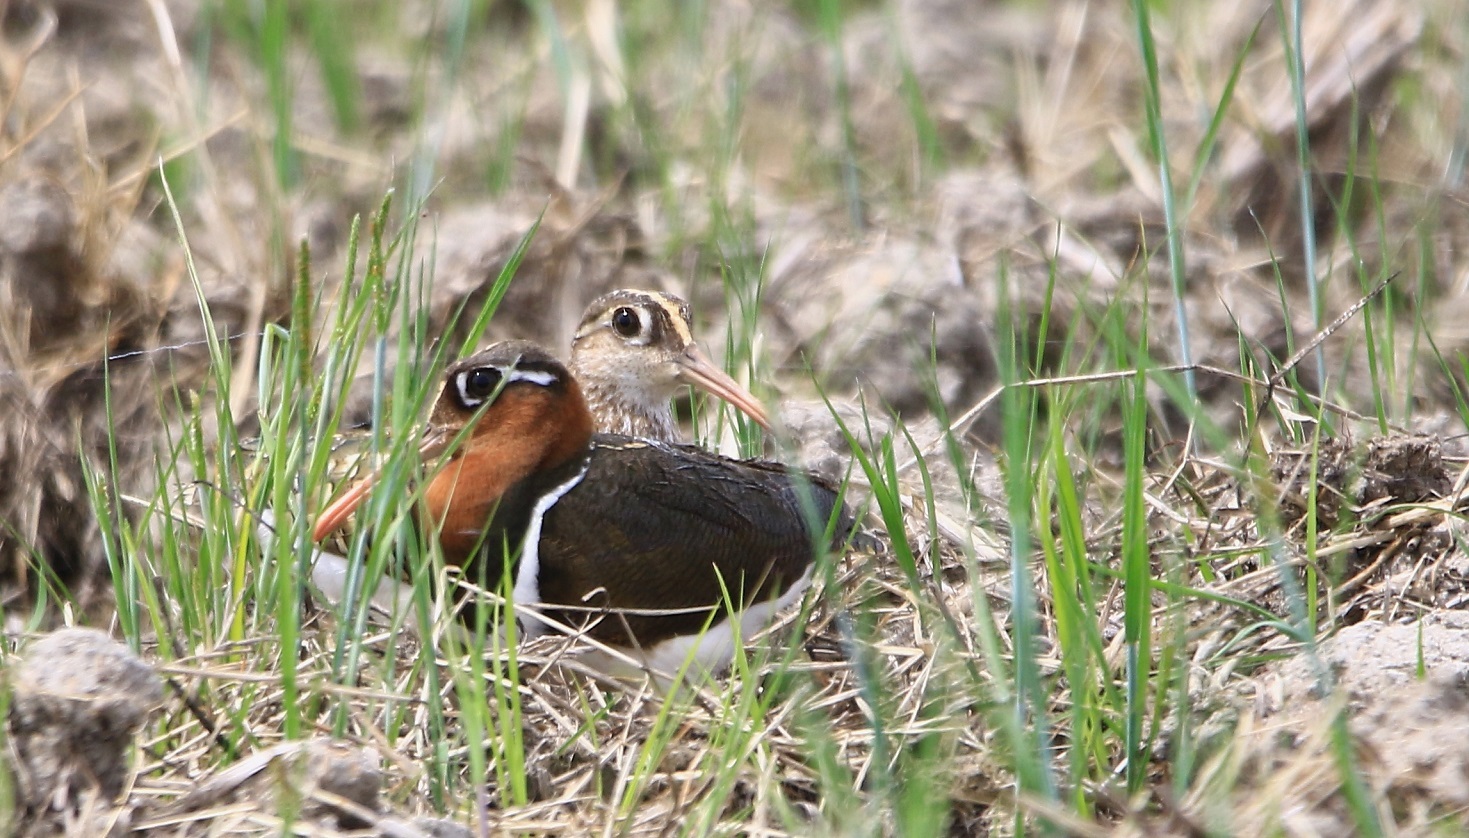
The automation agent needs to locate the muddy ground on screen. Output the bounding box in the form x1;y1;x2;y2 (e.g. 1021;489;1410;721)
4;0;1469;834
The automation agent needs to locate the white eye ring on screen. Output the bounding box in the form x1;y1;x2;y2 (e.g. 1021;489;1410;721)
455;364;558;408
455;368;500;407
610;305;654;345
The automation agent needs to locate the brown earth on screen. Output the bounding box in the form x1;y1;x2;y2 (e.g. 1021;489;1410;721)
4;0;1469;834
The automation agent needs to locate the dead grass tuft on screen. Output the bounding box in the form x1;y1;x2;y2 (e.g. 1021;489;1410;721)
0;22;175;611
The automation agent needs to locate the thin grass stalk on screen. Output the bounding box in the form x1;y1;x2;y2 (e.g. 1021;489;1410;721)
1119;356;1151;793
84;469;132;645
146;434;194;655
453;213;544;360
11;545;58;632
161;164;257;657
1277;0;1324;388
900;427;944;581
1406;224;1430;415
840;606;900;827
705;195;768;455
614;684;688;827
177;394;227;643
408;0;475;203
1255;227;1309;441
1303;427;1323;634
312;199;527;791
1330;708;1384;835
1326;90;1395;432
1428;333;1469;432
1181;20;1261;213
328;198;400;715
817;389;985;833
92;353;141;647
795;702;862;832
1037;437;1085;813
303;0;360;133
0;681;13;823
477;590;527;810
1041;408;1112;815
996;271;1058;821
885;4;943;183
1129;0;1196;402
688;654;787;833
816;0;864;230
260;0;296;188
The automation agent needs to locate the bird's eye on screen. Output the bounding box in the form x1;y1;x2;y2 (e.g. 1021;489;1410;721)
457;367;502;407
611;306;642;338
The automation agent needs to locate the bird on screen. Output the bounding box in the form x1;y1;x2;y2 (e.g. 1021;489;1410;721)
569;288;770;439
312;340;850;678
317;288;767;511
300;289;771;615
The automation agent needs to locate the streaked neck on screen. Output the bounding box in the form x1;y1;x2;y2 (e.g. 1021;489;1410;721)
576;377;678;440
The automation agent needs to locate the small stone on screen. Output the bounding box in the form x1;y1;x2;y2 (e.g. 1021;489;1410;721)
7;628;162;834
163;737;384;829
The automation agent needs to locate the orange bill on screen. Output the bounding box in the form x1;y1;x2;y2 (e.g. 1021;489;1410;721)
312;428;451;542
675;344;772;431
312;473;377;542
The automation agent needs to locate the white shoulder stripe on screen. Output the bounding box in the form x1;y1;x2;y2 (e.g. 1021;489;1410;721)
511;460;590;639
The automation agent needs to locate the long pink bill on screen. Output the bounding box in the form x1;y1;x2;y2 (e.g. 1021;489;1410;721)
676;344;772;431
312;429;450;542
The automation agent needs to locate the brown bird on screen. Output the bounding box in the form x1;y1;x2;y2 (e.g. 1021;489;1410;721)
300;290;772;626
570;289;770;439
313;340;849;677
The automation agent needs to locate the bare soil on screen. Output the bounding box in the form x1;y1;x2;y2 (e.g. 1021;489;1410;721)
4;0;1469;834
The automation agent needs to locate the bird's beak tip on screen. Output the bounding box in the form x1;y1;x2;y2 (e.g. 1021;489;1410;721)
677;345;774;433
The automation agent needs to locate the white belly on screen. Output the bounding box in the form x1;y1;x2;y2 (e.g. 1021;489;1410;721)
572;564;815;685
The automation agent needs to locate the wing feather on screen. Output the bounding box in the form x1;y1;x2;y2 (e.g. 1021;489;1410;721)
533;436;849;644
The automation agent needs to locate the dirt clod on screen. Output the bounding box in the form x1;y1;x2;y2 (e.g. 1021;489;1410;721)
150;738;392;834
7;627;163;836
1361;434;1449;507
1243;613;1469;825
1270;433;1449;532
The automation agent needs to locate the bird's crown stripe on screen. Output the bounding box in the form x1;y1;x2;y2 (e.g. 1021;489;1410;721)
506;368;557;386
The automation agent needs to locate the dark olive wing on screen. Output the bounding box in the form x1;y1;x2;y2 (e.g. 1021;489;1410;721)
534;436;850;644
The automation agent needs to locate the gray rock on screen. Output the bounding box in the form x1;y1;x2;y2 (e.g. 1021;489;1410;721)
7;628;162;836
